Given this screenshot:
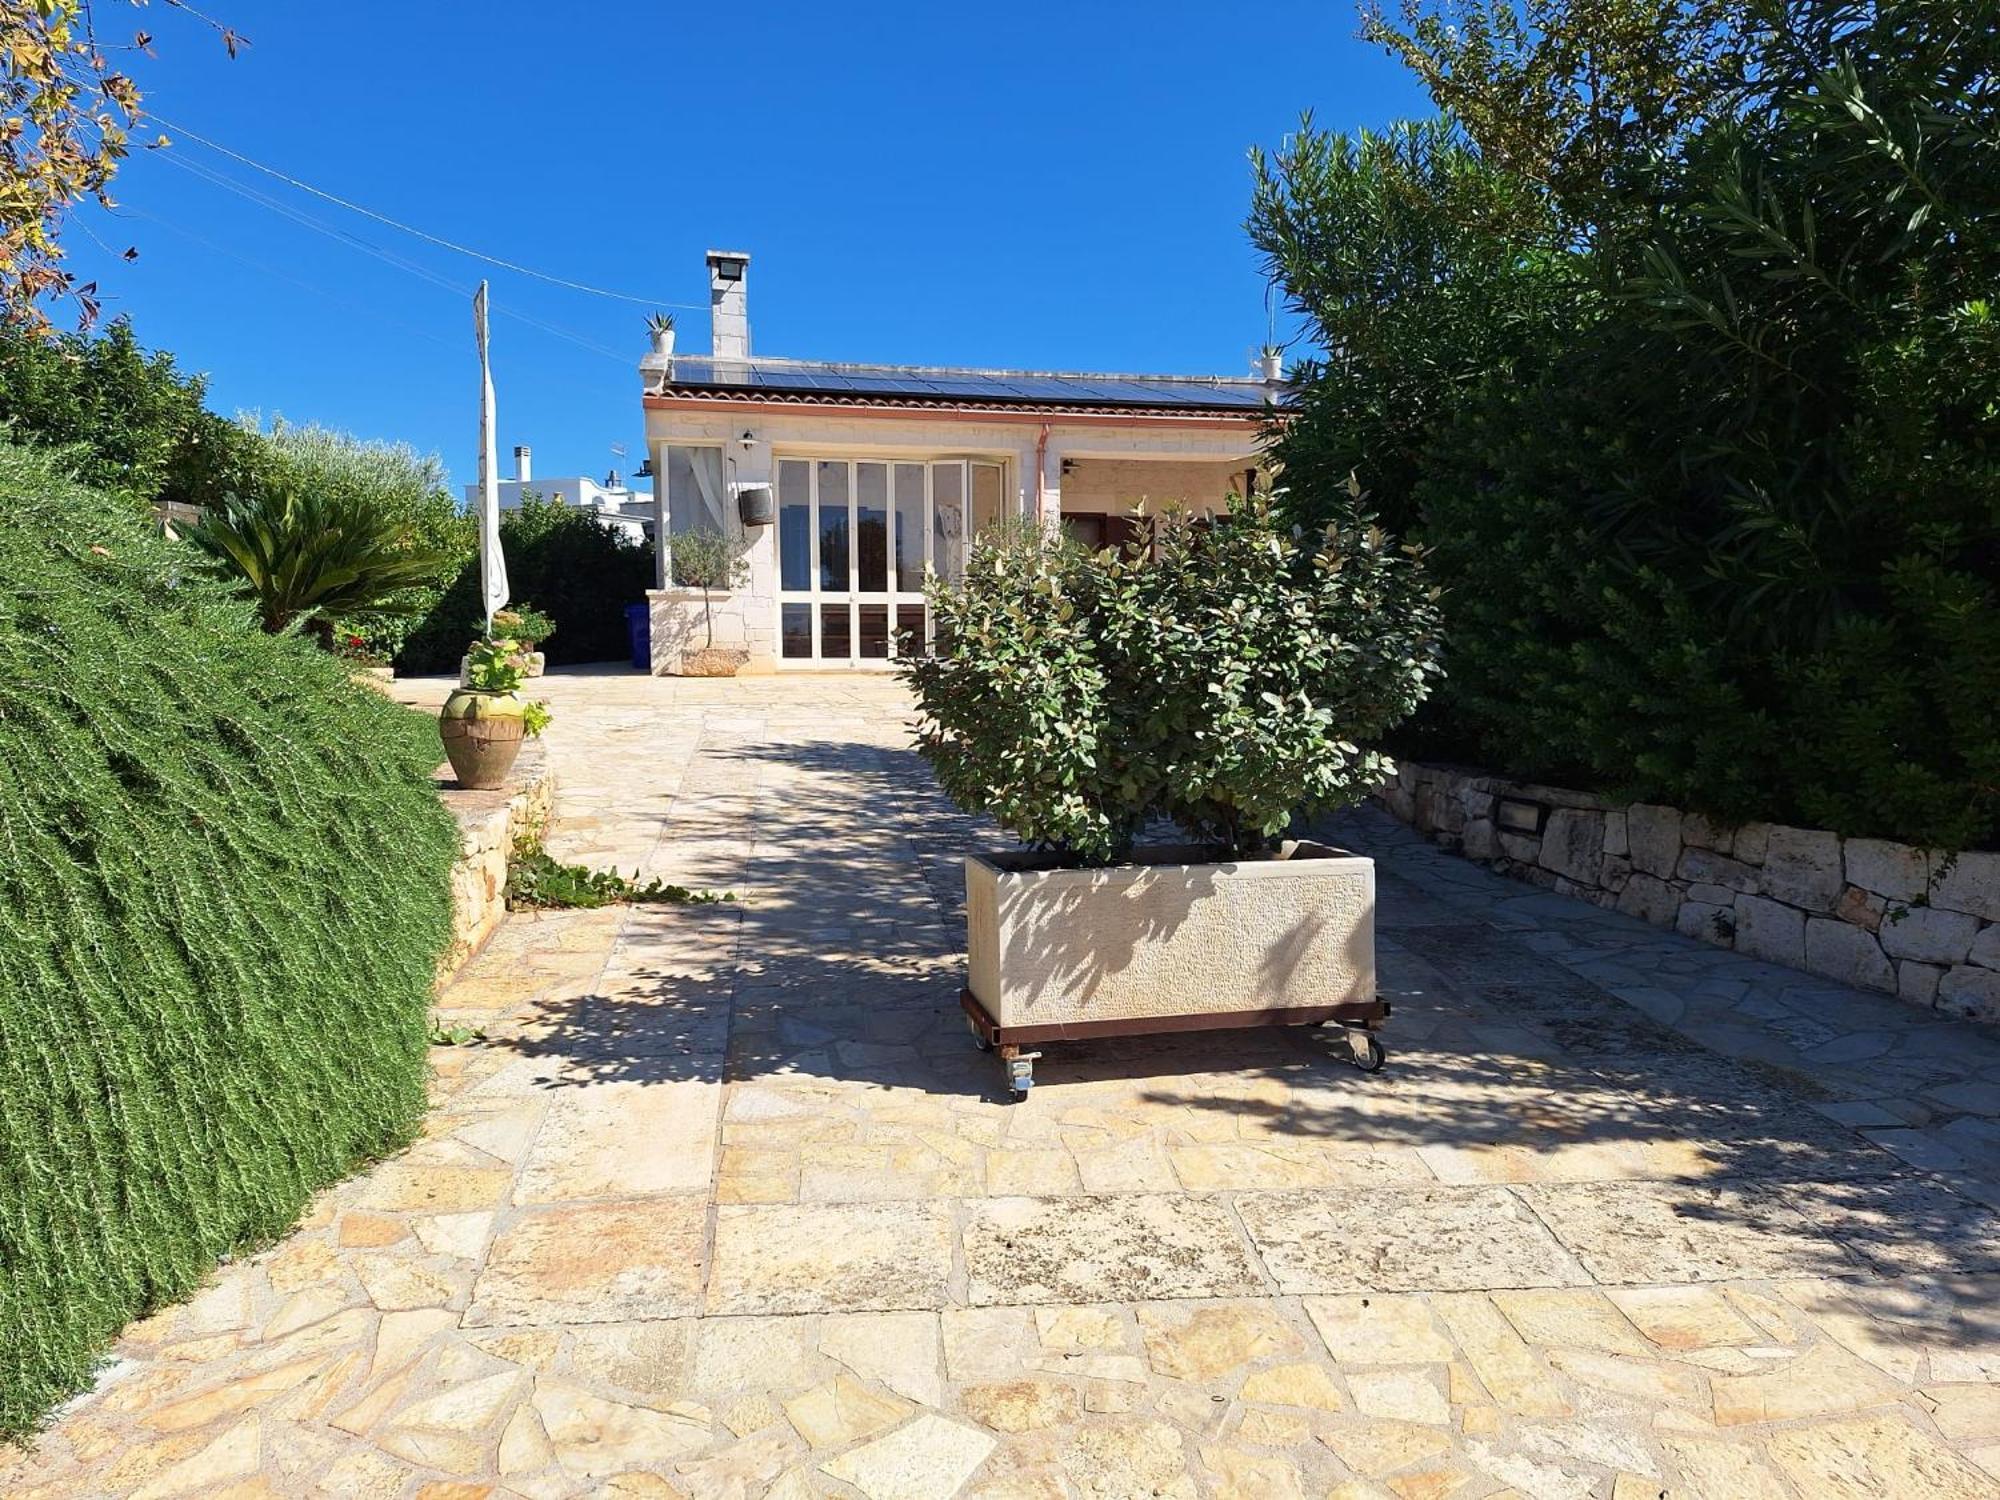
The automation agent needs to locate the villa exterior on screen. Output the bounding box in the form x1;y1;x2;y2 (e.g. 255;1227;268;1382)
640;250;1290;673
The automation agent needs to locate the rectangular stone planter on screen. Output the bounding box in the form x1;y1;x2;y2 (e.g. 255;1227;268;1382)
964;840;1378;1037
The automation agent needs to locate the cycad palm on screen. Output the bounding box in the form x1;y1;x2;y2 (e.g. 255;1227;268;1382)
188;482;449;643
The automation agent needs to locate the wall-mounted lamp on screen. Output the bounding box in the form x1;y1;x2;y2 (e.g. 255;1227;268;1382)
724;430;774;525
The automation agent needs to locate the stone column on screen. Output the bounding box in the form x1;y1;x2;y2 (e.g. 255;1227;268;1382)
648;440;669;590
1037;437;1063;531
728;428;780;672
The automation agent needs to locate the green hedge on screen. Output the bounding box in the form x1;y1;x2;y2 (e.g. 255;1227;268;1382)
395;494;654;673
0;445;459;1439
1252;2;2000;851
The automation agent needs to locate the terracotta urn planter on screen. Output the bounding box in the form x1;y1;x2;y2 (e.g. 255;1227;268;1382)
961;840;1384;1098
438;688;526;790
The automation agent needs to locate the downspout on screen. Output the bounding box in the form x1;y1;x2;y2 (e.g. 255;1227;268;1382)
1034;422;1051;524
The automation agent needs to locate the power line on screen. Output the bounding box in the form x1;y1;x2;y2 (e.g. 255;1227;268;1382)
145;112;705;312
120;206;461;353
150;150;634;365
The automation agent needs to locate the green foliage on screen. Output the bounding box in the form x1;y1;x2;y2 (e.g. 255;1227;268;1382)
397;494;654;673
505;837;731;909
903;499;1442;866
670;526;751;590
427;1017;488;1046
0;316;244;511
0;443;458;1439
230;416;475;661
464;638;529;693
1256;0;2000;850
185;476;451;643
492;602;555;646
459;642;551;736
1250;115;1578;534
670;526;753;646
1361;0;1758;243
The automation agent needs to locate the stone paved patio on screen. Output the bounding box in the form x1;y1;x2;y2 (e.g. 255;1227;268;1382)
9;670;2000;1499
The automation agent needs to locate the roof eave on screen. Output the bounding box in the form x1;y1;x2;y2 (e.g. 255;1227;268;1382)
646;386;1291;422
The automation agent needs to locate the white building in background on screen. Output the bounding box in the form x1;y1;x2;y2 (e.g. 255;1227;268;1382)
461;445;656;543
639;249;1292;674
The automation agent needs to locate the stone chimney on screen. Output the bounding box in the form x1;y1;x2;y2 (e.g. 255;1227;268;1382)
707;250;751;360
513;444;532;483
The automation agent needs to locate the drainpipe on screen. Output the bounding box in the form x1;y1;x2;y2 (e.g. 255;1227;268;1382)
1034;423;1052;524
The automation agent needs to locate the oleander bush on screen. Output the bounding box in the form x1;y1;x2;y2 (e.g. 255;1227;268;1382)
0;444;458;1439
903;498;1442;866
1251;0;2000;850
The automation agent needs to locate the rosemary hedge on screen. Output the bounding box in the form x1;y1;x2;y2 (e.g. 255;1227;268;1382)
0;445;458;1438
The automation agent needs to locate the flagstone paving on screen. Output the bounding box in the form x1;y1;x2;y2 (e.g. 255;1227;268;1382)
9;669;2000;1498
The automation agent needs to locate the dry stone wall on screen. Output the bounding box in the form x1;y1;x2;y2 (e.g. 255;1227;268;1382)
1376;762;2000;1023
438;741;554;980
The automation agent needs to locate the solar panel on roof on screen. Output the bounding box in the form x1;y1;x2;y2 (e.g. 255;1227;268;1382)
740;368;805;387
843;374;939;395
660;357;1284;409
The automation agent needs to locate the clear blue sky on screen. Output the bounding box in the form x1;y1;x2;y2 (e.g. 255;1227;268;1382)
71;1;1427;492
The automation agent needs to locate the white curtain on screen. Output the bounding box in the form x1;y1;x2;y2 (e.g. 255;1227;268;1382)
668;446;726;538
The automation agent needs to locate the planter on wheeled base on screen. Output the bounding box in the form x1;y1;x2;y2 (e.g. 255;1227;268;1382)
961;840;1388;1102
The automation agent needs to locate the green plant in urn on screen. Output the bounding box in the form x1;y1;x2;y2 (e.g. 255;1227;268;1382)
438;639;549;789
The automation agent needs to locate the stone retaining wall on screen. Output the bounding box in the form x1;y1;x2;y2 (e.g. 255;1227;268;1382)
437;740;554;980
1376;762;2000;1023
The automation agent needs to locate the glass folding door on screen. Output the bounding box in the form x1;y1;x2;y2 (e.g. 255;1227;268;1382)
777;458;998;664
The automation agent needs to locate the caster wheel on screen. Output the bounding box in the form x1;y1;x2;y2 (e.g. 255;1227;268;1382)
1347;1029;1386;1073
1010;1088;1029;1104
966;1014;994;1052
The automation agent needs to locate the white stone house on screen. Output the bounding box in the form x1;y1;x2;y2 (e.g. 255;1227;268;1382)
641;250;1290;673
462;445;656;544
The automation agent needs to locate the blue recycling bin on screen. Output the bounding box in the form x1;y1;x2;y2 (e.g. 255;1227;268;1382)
624;602;650;672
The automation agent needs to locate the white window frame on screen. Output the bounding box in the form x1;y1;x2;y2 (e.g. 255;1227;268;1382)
774;454;1006;669
655;443;728;589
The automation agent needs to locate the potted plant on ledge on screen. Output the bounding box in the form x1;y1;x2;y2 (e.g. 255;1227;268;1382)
492;604;554;676
460;604;553;683
439;638;551;790
902;494;1441;1099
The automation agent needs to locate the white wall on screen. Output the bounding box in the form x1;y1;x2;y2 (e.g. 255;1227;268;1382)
1058;456;1250;515
643;405;1263;669
460;475;655;542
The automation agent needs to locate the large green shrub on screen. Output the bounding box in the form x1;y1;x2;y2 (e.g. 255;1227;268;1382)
903;500;1442;865
1253;0;2000;850
397;493;654;672
187;477;453;644
0;444;458;1439
0;316;244;513
225;417;476;661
